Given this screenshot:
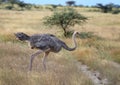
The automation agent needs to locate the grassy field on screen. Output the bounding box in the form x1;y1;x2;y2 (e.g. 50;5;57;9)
0;8;120;85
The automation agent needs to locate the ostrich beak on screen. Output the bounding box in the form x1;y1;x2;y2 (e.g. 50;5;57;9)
14;33;18;39
14;33;22;41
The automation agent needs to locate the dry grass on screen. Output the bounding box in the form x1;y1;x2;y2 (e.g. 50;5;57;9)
0;42;93;85
75;12;120;40
0;9;120;85
110;48;120;63
0;9;120;39
0;10;54;34
73;39;120;85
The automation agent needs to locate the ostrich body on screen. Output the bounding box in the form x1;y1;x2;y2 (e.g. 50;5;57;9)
15;31;79;71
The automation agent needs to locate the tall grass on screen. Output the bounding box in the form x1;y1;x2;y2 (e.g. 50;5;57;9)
0;9;120;85
0;43;94;85
73;38;120;85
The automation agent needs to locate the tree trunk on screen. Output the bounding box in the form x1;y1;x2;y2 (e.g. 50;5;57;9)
63;27;67;37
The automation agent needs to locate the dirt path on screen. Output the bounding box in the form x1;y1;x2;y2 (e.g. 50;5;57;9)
75;62;108;85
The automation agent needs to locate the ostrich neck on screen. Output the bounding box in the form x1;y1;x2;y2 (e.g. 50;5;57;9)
62;32;77;51
72;32;77;50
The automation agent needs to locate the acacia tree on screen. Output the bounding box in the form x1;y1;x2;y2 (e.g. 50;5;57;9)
96;3;113;13
9;0;19;7
66;1;75;6
43;8;87;37
17;1;27;10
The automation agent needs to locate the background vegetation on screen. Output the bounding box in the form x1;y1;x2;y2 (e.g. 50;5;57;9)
0;1;120;85
43;8;87;37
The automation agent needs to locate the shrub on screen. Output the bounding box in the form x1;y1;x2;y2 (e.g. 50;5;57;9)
79;32;94;39
112;10;120;14
5;6;13;10
43;8;87;37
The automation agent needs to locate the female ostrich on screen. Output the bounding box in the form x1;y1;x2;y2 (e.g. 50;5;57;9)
15;31;79;71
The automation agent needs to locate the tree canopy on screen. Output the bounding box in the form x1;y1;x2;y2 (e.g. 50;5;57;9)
43;8;87;37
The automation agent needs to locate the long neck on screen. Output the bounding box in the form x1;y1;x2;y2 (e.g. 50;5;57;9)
62;31;77;51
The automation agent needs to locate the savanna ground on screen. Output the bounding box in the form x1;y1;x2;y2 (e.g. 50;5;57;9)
0;7;120;85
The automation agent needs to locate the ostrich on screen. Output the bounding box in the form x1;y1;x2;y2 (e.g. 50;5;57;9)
15;31;79;71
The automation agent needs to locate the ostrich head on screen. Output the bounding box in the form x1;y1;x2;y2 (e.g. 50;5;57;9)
14;32;30;41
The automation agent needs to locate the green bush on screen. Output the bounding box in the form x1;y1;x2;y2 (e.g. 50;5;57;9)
65;30;74;38
79;32;94;39
112;10;120;14
5;6;13;10
43;8;87;37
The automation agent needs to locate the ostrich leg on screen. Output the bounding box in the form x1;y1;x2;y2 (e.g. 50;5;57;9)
42;52;49;70
29;50;43;71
